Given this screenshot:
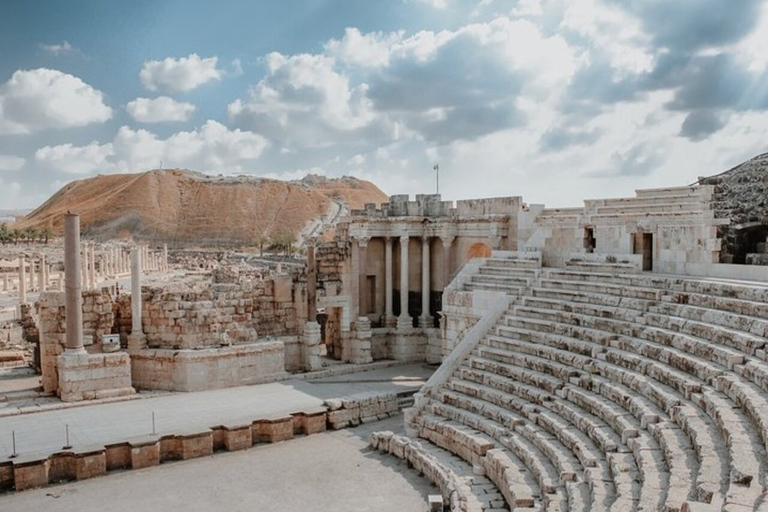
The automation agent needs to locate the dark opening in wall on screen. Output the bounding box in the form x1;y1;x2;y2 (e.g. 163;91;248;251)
584;227;596;254
732;224;768;264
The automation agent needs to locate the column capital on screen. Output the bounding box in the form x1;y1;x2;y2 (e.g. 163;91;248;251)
384;236;393;246
421;234;430;242
399;234;409;245
440;235;455;247
355;236;370;248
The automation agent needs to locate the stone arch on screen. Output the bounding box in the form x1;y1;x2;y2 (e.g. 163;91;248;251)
467;242;492;260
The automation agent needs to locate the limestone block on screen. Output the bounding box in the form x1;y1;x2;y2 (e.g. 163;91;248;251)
12;458;49;491
223;425;253;451
75;449;107;480
104;443;131;470
291;409;327;435
130;438;161;469
253;416;294;443
179;431;213;460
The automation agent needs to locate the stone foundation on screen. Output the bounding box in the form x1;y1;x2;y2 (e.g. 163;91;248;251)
130;340;287;392
57;350;134;402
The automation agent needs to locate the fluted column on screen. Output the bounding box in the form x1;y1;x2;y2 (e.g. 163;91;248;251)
28;256;35;291
420;236;432;328
384;237;396;327
64;214;83;351
128;247;146;352
397;235;411;329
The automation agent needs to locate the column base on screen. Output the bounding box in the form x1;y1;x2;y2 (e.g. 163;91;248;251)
302;321;323;372
384;315;397;328
418;316;433;328
127;333;147;353
396;315;413;331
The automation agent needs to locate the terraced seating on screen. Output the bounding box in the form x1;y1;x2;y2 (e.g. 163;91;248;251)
398;264;768;511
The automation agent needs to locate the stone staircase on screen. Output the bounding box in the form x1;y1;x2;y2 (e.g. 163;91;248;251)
392;265;768;511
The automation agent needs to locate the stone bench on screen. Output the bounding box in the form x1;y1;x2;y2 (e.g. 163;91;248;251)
539;278;663;301
650;301;768;338
369;431;512;512
479;266;539;278
530;286;654;312
464;282;525;295
595;202;702;215
471;274;532;287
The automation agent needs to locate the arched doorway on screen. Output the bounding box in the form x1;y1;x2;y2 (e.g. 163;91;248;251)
467;242;492;259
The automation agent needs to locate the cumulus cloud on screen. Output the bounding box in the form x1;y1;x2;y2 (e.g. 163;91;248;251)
0;155;25;171
0;68;112;134
126;96;196;123
140;54;223;93
39;41;73;56
679;109;728;141
35;120;268;175
410;0;448;9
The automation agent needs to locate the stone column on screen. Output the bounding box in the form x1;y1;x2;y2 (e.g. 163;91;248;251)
88;243;96;289
384;237;396;327
2;273;7;292
441;236;454;289
28;256;35;291
18;256;26;304
80;245;88;289
38;254;46;292
307;242;317;322
163;244;169;271
397;235;411;329
357;237;369;318
43;260;49;291
128;248;146;352
64;214;84;351
420;236;432;328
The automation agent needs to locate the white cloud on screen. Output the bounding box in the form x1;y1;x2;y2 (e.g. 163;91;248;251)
0;68;112;134
325;28;404;68
39;41;73;56
126;96;196;123
139;54;223;93
35;120;268;175
0;155;25;171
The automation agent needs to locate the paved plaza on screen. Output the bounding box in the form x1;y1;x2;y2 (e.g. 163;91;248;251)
0;363;433;460
1;415;433;512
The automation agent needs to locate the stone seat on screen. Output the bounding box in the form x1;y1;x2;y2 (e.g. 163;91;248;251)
594;202;702;215
649;301;768;338
414;412;541;509
488;330;766;509
529;287;654;312
369;431;515;512
472;274;533;287
465;282;526;295
594;193;704;207
539;278;663;301
485;258;541;270
480;266;540;278
585;211;711;224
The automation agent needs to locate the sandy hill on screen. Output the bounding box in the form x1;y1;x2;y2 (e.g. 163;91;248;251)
19;169;388;246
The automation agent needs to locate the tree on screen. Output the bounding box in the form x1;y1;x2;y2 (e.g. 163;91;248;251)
256;235;270;257
41;227;53;244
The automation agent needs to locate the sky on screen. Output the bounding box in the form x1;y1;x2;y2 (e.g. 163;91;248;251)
0;0;767;210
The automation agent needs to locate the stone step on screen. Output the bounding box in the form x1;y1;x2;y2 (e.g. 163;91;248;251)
465;282;526;295
485;258;541;270
538;278;663;301
595;202;703;215
480;267;540;278
473;274;533;287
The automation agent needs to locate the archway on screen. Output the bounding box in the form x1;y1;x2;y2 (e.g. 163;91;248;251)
467;242;492;260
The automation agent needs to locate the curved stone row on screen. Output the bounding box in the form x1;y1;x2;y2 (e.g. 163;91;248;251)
406;260;768;512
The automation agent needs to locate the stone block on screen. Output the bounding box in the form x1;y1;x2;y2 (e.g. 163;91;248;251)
48;453;75;483
75;450;106;480
223;425;253;452
0;461;13;492
253;416;294;443
291;409;327;435
130;438;160;469
13;459;49;491
179;431;213;460
105;443;131;470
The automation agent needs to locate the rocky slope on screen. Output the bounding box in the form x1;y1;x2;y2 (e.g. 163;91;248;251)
699;152;768;263
18;169;388;246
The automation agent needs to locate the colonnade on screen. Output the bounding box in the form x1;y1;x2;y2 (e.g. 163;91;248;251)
353;234;454;328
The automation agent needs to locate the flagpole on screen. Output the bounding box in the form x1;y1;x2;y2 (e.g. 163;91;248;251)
434;164;439;195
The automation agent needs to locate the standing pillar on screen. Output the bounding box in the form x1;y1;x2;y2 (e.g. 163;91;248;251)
43;260;49;291
64;214;84;351
128;248;146;352
28;257;35;291
397;235;411;329
38;254;46;292
441;236;454;289
18;256;26;304
357;237;369;318
163;244;169;272
307;242;317;322
88;243;96;289
384;237;396;327
2;273;7;292
420;236;432;328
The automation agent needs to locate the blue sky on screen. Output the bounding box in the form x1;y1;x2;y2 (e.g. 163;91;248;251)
1;0;767;209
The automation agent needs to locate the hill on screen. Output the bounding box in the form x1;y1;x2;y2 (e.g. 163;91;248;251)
18;169;388;246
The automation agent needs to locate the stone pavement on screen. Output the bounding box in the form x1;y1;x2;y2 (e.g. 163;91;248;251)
0;363;433;459
0;414;431;512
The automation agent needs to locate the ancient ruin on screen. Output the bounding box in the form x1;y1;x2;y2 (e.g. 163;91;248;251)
4;154;768;511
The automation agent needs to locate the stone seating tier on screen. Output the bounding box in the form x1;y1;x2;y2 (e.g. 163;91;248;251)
404;263;768;511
